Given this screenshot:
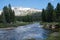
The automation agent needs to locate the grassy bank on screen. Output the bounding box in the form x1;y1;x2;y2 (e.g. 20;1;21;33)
47;29;60;40
40;22;59;29
0;22;33;28
40;22;59;25
41;22;60;40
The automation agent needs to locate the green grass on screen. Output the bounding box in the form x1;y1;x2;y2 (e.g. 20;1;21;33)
0;22;33;28
47;32;60;40
40;22;60;40
46;28;60;40
40;22;58;25
40;22;59;29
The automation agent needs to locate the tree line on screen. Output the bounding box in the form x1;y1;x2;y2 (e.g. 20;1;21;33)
0;2;60;23
16;12;41;22
0;4;41;23
41;3;60;22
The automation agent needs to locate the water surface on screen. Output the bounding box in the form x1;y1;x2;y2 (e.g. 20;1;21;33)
0;23;50;40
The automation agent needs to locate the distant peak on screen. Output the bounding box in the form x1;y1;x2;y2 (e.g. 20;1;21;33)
12;7;42;12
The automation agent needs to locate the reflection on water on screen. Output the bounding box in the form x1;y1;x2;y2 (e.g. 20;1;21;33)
0;23;50;40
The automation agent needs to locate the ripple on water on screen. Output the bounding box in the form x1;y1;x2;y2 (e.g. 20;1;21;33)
0;29;16;40
15;23;50;40
0;23;50;40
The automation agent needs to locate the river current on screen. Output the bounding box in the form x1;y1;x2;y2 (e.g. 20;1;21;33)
0;23;50;40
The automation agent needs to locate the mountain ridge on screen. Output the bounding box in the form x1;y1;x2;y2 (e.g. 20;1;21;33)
0;7;42;16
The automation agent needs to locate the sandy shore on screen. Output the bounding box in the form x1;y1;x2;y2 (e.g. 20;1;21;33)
0;27;16;30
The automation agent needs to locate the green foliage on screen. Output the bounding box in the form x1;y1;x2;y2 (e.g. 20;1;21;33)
46;3;54;22
55;3;60;22
0;15;3;23
16;12;41;22
41;3;60;22
41;9;46;22
2;4;15;23
52;10;56;22
0;22;32;28
47;32;60;40
46;22;60;40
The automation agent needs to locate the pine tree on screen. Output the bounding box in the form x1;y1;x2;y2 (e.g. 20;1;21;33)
41;9;46;22
2;6;10;23
46;3;54;22
55;3;60;22
52;10;56;22
8;4;15;23
2;4;15;23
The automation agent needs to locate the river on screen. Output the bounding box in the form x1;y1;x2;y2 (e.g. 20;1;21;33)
0;23;50;40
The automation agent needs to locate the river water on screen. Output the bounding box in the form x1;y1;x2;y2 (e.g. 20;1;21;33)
0;23;50;40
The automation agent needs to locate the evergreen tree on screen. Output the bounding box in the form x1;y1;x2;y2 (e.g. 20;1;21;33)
55;3;60;22
2;4;15;23
2;6;10;23
8;4;15;23
41;9;46;22
0;15;3;23
46;3;54;22
52;10;56;22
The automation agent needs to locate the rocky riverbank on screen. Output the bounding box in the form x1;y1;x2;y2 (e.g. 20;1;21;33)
41;22;60;40
41;22;60;32
0;27;16;30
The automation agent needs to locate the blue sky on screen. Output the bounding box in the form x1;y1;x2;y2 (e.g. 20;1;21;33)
0;0;60;10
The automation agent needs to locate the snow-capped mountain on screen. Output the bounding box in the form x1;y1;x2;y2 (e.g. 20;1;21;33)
12;7;42;16
0;11;2;15
0;7;42;16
